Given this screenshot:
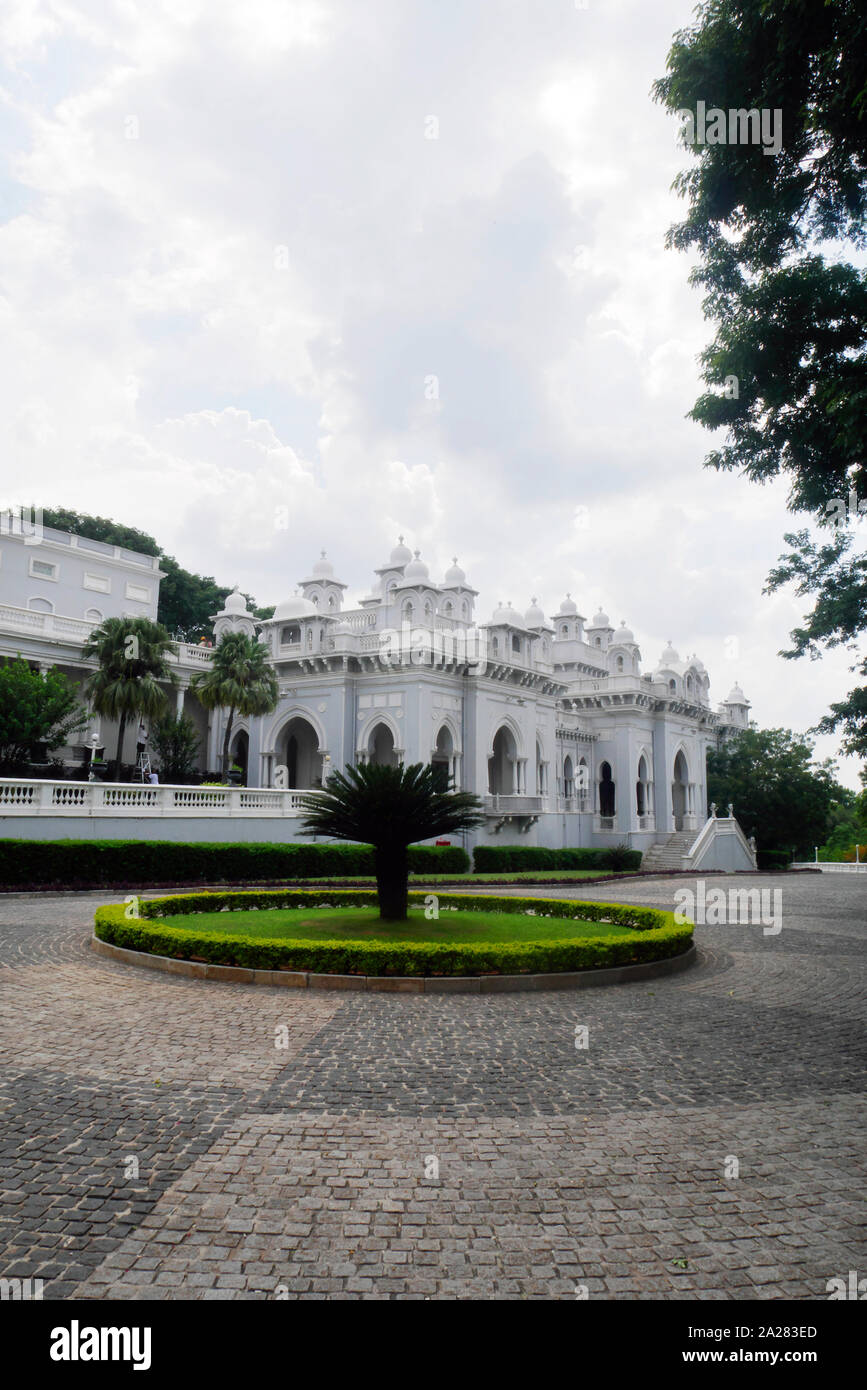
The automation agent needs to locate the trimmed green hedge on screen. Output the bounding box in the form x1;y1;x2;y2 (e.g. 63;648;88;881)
93;888;692;977
472;845;643;873
0;838;469;887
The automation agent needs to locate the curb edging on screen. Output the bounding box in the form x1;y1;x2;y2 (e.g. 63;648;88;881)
90;935;697;993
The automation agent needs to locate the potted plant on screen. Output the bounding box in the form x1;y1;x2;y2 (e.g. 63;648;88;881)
226;763;244;785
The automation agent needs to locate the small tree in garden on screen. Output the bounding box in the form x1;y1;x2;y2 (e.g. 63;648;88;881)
81;617;177;779
0;658;88;771
190;631;278;778
151;712;201;783
298;761;485;921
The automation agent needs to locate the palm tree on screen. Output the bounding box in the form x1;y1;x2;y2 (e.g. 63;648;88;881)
190;631;279;778
298;761;485;921
82;618;178;780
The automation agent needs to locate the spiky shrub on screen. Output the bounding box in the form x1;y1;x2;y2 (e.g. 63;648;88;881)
297;761;485;920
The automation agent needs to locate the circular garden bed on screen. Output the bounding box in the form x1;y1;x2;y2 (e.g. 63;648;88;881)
93;888;693;983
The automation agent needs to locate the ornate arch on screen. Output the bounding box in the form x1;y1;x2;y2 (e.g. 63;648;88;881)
263;704;327;755
487;715;523;758
431;715;461;757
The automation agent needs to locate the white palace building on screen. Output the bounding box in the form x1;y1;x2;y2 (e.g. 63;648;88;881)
0;521;756;865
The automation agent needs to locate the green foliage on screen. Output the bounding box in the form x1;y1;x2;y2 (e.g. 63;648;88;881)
150;713;201;783
190;631;278;775
707;727;843;855
0;839;469;888
756;849;791;871
41;508;161;556
82;616;177;778
94;891;692;976
298;761;485;920
472;844;643;873
653;1;867;753
0;658;88;768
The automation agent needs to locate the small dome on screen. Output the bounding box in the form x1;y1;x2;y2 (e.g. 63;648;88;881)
612;619;635;645
389;534;413;566
659;640;679;666
588;606;610;628
559;593;578;616
690;652;706;672
311;549;334;579
489;599;526;628
525;597;546;627
222;585;248;615
402;549;430;582
725;682;749;705
443;556;466;585
273;592;317;621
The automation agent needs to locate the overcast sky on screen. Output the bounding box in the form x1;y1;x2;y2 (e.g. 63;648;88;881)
1;0;861;788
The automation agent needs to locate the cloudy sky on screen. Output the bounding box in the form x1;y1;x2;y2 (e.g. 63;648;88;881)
1;0;861;787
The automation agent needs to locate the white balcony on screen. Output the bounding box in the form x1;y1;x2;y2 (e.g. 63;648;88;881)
484;794;543;816
0;777;325;817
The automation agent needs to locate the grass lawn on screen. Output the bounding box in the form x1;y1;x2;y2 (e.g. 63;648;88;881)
154;905;629;943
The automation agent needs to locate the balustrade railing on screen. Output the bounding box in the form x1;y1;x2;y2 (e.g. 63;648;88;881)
0;777;325;816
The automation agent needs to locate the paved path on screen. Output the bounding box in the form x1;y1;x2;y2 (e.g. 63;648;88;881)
0;874;863;1300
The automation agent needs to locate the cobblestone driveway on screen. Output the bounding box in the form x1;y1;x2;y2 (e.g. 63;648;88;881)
0;874;863;1299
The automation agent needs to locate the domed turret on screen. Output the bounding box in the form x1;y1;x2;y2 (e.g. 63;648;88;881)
725;681;748;705
403;549;429;582
222;584;249;615
612;619;635;645
389;535;413;566
658;640;680;667
443;556;466;586
525;597;546;627
488;599;527;628
589;606;609;628
274;592;318;621
311;550;334;579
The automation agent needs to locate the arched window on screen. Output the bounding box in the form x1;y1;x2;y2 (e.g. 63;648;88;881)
595;636;601;647
560;624;568;637
327;594;335;608
492;636;499;653
686;674;693;694
311;593;319;606
28;596;54;613
402;600;413;621
669;678;676;693
84;607;103;622
511;634;520;654
616;656;624;672
424;601;433;620
306;628;313;648
443;600;453;616
281;624;301;645
461;601;468;617
599;761;616;817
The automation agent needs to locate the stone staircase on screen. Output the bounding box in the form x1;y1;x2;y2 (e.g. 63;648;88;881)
641;831;696;873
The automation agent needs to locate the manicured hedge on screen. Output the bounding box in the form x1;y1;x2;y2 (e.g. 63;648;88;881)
0;838;469;888
93;888;692;977
472;845;643;873
756;849;791;871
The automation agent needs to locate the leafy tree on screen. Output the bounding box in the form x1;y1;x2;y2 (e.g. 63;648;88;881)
81;618;177;779
0;658;88;769
653;0;867;752
298;761;485;921
151;713;202;784
707;727;843;855
189;632;278;777
41;507;262;640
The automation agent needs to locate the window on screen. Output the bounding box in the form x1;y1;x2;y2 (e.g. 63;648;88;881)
443;601;453;616
124;582;151;603
328;594;335;608
83;573;111;594
311;593;319;606
281;624;301;644
28;596;53;613
595;636;601;647
492;636;499;653
616;656;624;672
29;557;57;581
669;679;676;693
84;607;103;622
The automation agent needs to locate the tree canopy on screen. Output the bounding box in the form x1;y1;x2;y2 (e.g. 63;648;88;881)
654;0;867;759
0;659;88;770
707;726;845;855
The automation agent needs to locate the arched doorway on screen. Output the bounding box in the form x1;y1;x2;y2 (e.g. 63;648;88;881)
229;729;249;784
279;716;322;788
432;724;453;791
599;761;616;818
636;754;648;816
563;754;574;799
672;750;689;830
368;721;398;767
488;725;517;795
576;757;589;809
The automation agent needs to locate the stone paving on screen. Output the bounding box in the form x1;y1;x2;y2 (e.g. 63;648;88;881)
0;873;864;1299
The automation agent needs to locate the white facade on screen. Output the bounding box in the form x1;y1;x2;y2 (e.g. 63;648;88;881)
0;522;751;851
